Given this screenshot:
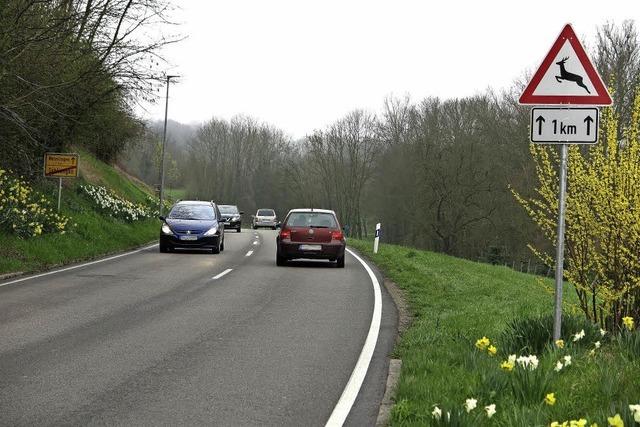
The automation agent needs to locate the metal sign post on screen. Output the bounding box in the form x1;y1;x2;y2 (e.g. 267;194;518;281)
553;144;568;340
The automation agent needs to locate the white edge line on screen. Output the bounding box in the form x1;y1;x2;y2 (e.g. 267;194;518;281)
212;268;233;280
0;243;158;289
245;250;254;257
325;248;382;427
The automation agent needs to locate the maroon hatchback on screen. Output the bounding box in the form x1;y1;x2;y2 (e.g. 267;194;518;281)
276;209;346;268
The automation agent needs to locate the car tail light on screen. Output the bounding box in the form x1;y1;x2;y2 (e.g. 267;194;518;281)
331;230;344;240
280;229;291;239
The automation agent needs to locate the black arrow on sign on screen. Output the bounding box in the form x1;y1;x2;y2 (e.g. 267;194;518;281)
536;115;545;135
584;115;594;135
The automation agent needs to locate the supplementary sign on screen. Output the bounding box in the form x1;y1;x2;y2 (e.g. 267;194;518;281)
519;24;612;105
44;153;79;178
530;107;598;144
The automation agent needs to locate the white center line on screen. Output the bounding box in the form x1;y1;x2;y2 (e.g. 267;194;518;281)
253;241;259;245
212;268;233;280
245;250;254;257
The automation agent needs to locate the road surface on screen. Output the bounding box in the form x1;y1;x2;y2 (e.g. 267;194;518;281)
0;229;397;426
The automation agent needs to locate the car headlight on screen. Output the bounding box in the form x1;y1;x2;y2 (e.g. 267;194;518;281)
233;215;241;220
203;223;219;236
161;224;173;235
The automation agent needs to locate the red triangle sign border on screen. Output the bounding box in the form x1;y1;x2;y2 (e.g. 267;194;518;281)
519;24;612;105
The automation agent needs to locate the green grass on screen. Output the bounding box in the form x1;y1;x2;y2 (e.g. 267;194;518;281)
0;151;159;275
348;238;640;426
75;147;151;203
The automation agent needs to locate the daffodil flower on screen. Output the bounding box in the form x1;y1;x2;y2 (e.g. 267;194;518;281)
484;404;496;418
544;392;556;406
464;398;477;412
607;413;624;427
555;339;565;348
623;316;635;331
431;406;442;419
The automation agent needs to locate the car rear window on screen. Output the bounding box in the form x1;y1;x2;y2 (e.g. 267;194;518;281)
219;205;239;214
168;204;215;220
286;212;337;228
257;209;275;216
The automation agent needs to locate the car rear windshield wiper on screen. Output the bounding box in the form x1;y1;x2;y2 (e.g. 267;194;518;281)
310;225;330;228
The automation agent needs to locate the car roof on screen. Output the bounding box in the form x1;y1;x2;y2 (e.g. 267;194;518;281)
287;208;336;215
175;200;214;206
256;208;275;212
219;204;238;208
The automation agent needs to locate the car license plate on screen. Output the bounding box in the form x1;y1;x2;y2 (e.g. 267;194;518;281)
299;244;321;251
180;235;198;241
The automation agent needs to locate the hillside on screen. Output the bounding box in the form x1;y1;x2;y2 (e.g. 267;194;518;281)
0;149;163;275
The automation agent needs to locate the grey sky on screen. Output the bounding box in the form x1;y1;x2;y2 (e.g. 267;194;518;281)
140;0;638;139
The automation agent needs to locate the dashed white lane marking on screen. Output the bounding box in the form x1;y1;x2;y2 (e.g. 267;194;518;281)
253;241;259;245
212;269;233;280
325;248;382;427
245;250;254;257
0;244;159;289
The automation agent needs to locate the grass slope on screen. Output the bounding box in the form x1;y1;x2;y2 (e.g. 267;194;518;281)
348;238;639;426
0;151;158;275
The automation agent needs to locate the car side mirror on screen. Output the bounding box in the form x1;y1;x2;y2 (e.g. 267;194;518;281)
159;216;166;221
276;222;281;229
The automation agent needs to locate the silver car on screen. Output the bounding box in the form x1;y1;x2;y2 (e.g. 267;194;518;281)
252;208;278;229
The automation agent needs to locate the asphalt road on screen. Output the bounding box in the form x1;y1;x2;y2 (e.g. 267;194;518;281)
0;229;397;426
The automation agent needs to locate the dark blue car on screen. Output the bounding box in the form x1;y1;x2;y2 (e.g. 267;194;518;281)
159;201;225;253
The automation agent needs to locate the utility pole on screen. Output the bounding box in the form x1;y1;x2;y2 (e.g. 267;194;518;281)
159;74;179;216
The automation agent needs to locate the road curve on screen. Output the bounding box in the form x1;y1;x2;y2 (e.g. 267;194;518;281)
0;229;397;426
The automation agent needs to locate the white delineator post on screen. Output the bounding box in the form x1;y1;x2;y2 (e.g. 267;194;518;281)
373;223;381;254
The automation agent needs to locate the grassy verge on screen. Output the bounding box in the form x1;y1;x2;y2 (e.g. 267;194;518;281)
348;238;640;426
0;152;159;276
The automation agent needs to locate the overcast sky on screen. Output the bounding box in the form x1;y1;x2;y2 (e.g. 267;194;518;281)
139;0;638;139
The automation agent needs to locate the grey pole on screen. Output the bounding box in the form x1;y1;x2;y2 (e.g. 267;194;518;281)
159;75;179;216
57;178;62;212
553;143;568;341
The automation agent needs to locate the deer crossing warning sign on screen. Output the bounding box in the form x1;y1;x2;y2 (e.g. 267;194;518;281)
519;24;612;106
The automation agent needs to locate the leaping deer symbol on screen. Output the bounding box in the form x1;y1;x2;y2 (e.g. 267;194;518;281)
555;56;590;93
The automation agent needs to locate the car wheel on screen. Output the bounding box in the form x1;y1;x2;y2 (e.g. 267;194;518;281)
271;226;276;230
276;252;286;266
220;238;225;252
160;243;169;253
236;227;241;233
253;225;257;230
336;255;345;268
212;241;221;254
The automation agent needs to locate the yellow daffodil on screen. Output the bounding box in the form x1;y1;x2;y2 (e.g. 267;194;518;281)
569;419;587;427
475;336;490;350
487;345;497;356
500;360;514;372
607;414;623;427
544;392;556;406
555;339;565;348
623;316;635;331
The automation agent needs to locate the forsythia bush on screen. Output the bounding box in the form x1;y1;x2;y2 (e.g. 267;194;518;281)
0;169;71;238
80;184;153;222
513;89;640;329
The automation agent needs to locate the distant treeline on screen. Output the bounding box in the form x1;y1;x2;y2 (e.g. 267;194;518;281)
0;0;177;176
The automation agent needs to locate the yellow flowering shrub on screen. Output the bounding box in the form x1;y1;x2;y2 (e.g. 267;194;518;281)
0;169;71;238
512;88;640;329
